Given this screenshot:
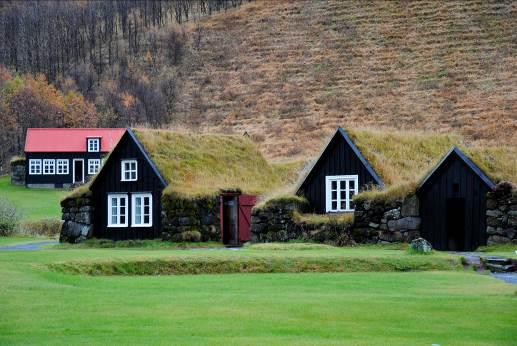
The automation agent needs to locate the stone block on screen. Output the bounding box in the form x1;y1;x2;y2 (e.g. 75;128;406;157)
410;238;432;253
379;231;403;242
487;235;511;245
368;222;380;229
508;217;517;227
486;209;503;217
383;208;401;221
401;196;419;217
508;211;517;217
388;217;421;231
486;199;498;209
75;211;92;225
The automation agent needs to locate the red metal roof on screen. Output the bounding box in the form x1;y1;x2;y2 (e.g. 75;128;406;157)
24;128;126;153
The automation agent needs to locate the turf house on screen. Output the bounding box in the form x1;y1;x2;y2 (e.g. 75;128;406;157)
60;127;516;250
60;128;289;244
251;127;516;251
23;128;125;188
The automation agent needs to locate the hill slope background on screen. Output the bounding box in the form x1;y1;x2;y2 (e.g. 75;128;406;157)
174;0;516;158
0;0;515;165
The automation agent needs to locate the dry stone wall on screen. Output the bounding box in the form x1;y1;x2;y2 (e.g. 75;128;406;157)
10;159;25;185
161;193;220;242
353;195;421;243
486;182;517;244
251;197;354;245
60;193;94;243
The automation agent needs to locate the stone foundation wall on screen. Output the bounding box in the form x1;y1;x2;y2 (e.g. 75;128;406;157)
251;198;354;245
161;193;220;242
10;159;25;185
353;195;421;244
251;195;421;246
60;193;94;243
486;182;517;244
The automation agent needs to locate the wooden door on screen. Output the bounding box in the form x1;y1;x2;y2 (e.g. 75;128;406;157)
237;195;256;243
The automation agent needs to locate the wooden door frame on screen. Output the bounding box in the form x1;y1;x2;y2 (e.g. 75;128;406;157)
73;159;84;184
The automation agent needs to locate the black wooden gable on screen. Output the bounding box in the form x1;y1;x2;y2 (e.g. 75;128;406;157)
417;146;495;193
90;128;167;190
296;127;383;213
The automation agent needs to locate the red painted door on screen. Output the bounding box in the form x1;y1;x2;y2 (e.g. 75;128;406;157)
238;195;256;242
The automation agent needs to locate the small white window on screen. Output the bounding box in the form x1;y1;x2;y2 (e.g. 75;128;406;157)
131;193;153;227
43;159;55;175
56;159;69;175
325;175;359;212
87;138;100;152
121;160;137;181
107;194;128;227
29;159;42;175
88;159;101;175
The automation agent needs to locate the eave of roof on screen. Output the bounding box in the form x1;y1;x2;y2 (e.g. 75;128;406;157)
417;146;496;192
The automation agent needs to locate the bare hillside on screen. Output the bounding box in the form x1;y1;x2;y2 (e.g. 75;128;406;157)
175;0;516;159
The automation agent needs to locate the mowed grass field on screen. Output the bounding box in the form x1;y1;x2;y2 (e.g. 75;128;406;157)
0;242;516;345
0;176;65;221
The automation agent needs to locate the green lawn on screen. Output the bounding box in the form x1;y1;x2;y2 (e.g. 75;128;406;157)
0;175;66;221
0;242;515;345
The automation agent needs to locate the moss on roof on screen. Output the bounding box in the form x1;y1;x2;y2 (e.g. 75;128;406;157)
133;129;299;197
346;128;516;187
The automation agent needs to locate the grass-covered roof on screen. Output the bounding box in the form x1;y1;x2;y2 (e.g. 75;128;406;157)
133;129;298;197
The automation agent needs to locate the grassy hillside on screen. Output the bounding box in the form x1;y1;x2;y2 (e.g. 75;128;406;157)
133;129;300;196
174;0;516;159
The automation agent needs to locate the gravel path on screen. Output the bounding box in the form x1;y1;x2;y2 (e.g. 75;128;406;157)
0;241;58;251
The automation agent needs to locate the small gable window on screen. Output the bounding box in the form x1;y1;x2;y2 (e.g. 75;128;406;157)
87;138;100;152
56;159;69;175
325;175;358;213
29;159;42;175
132;193;152;227
121;160;137;181
88;159;101;175
43;159;55;175
107;194;128;227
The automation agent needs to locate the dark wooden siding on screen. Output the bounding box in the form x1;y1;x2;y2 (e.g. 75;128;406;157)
91;133;165;240
298;136;380;213
418;154;490;251
25;152;106;186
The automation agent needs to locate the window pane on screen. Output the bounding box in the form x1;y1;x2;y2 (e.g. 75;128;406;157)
348;191;354;200
131;172;136;180
120;215;125;224
331;191;337;199
144;215;150;224
112;215;117;224
120;198;125;207
112;198;117;207
331;181;337;189
332;201;337;210
340;180;346;190
349;180;355;189
349;200;355;210
340;201;346;210
340;190;346;199
112;206;117;216
144;206;150;215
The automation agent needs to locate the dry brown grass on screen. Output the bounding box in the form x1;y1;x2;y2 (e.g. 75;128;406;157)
172;0;516;160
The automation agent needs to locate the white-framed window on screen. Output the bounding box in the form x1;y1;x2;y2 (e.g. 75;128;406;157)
29;159;42;175
42;159;55;175
88;159;101;175
131;193;153;227
121;160;137;181
87;138;100;152
325;175;359;212
107;194;128;227
56;159;69;175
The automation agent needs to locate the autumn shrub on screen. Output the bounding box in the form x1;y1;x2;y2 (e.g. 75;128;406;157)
17;218;63;237
0;198;20;236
